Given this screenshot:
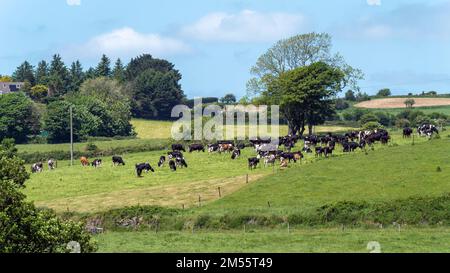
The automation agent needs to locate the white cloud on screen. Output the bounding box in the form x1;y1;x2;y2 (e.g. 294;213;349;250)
74;27;190;58
367;0;381;6
67;0;81;6
180;10;306;42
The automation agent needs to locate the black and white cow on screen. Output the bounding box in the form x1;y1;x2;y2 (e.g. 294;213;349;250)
208;144;220;153
92;159;102;168
112;156;125;166
168;151;184;160
248;158;260;170
418;124;439;137
176;156;188;168
169;160;177;172
48;159;57;170
135;163;155;177
31;162;44;173
158;156;166;167
231;149;241;160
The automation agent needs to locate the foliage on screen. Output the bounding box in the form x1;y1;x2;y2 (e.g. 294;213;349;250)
247;32;364;97
220;94;237;105
130;68;185;120
359;113;380;125
266;62;345;135
344;90;356;101
12;61;35;85
96;54;112;78
30;85;48;102
361;121;383;131
0;140;96;253
0;93;40;144
404;98;416;108
0;75;13;82
48;54;70;97
68;60;85;92
334;99;350;110
395;118;411;129
377;88;391;97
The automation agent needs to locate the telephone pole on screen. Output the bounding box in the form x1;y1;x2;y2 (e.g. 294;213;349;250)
70;105;74;166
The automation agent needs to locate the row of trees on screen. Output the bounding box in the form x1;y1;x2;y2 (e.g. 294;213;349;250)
1;54;187;144
9;54;186;120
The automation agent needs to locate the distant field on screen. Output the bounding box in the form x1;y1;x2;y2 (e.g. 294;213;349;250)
355;98;450;109
96;228;450;253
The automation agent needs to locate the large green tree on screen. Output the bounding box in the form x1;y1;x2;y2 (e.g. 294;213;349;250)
48;54;69;97
112;58;125;82
266;62;345;135
125;54;185;119
248;33;363;97
95;54;112;78
35;60;49;86
0;93;40;144
0;139;96;253
68;60;85;92
12;61;35;85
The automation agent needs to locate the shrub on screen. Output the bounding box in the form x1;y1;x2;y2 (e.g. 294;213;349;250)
362;121;383;131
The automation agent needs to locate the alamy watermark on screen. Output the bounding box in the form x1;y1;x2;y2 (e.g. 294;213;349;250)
171;98;280;144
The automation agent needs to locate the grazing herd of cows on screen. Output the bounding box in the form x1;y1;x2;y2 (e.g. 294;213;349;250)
29;124;440;177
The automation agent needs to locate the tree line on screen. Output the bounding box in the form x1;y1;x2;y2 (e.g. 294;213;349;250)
0;54;186;143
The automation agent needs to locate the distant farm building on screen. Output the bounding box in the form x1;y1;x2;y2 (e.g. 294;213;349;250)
0;82;25;95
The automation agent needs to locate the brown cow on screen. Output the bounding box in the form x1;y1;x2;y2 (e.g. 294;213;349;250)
80;157;90;167
219;144;234;153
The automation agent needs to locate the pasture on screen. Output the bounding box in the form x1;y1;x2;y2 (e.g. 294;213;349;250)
25;128;437;214
355;98;450;109
20;122;450;253
96;228;450;253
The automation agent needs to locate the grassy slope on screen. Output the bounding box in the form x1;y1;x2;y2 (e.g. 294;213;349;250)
96;228;450;253
24;129;437;213
202;137;450;215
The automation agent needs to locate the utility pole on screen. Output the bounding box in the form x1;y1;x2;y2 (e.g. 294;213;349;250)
70;105;74;166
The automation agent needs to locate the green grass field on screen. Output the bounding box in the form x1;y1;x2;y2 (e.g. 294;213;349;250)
17;118;450;253
96;228;450;253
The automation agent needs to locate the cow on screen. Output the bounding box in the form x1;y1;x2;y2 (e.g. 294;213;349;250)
315;147;324;157
264;154;276;167
322;146;334;158
231;149;241;160
343;142;360;153
248;158;260;170
48;159;57;170
292;151;304;162
189;144;205;153
169;160;177;172
158;156;166;167
80;157;90;167
135;163;155;177
171;144;186;152
168;151;184;160
208;144;220;153
112;156;125;166
280;152;297;163
176;157;188;168
219;143;234;153
31;162;44;173
403;128;413;138
418;124;439;137
91;159;102;168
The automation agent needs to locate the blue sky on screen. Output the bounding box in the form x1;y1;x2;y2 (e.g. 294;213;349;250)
1;0;450;98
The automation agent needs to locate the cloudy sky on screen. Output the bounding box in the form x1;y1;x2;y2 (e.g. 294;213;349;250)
1;0;450;98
